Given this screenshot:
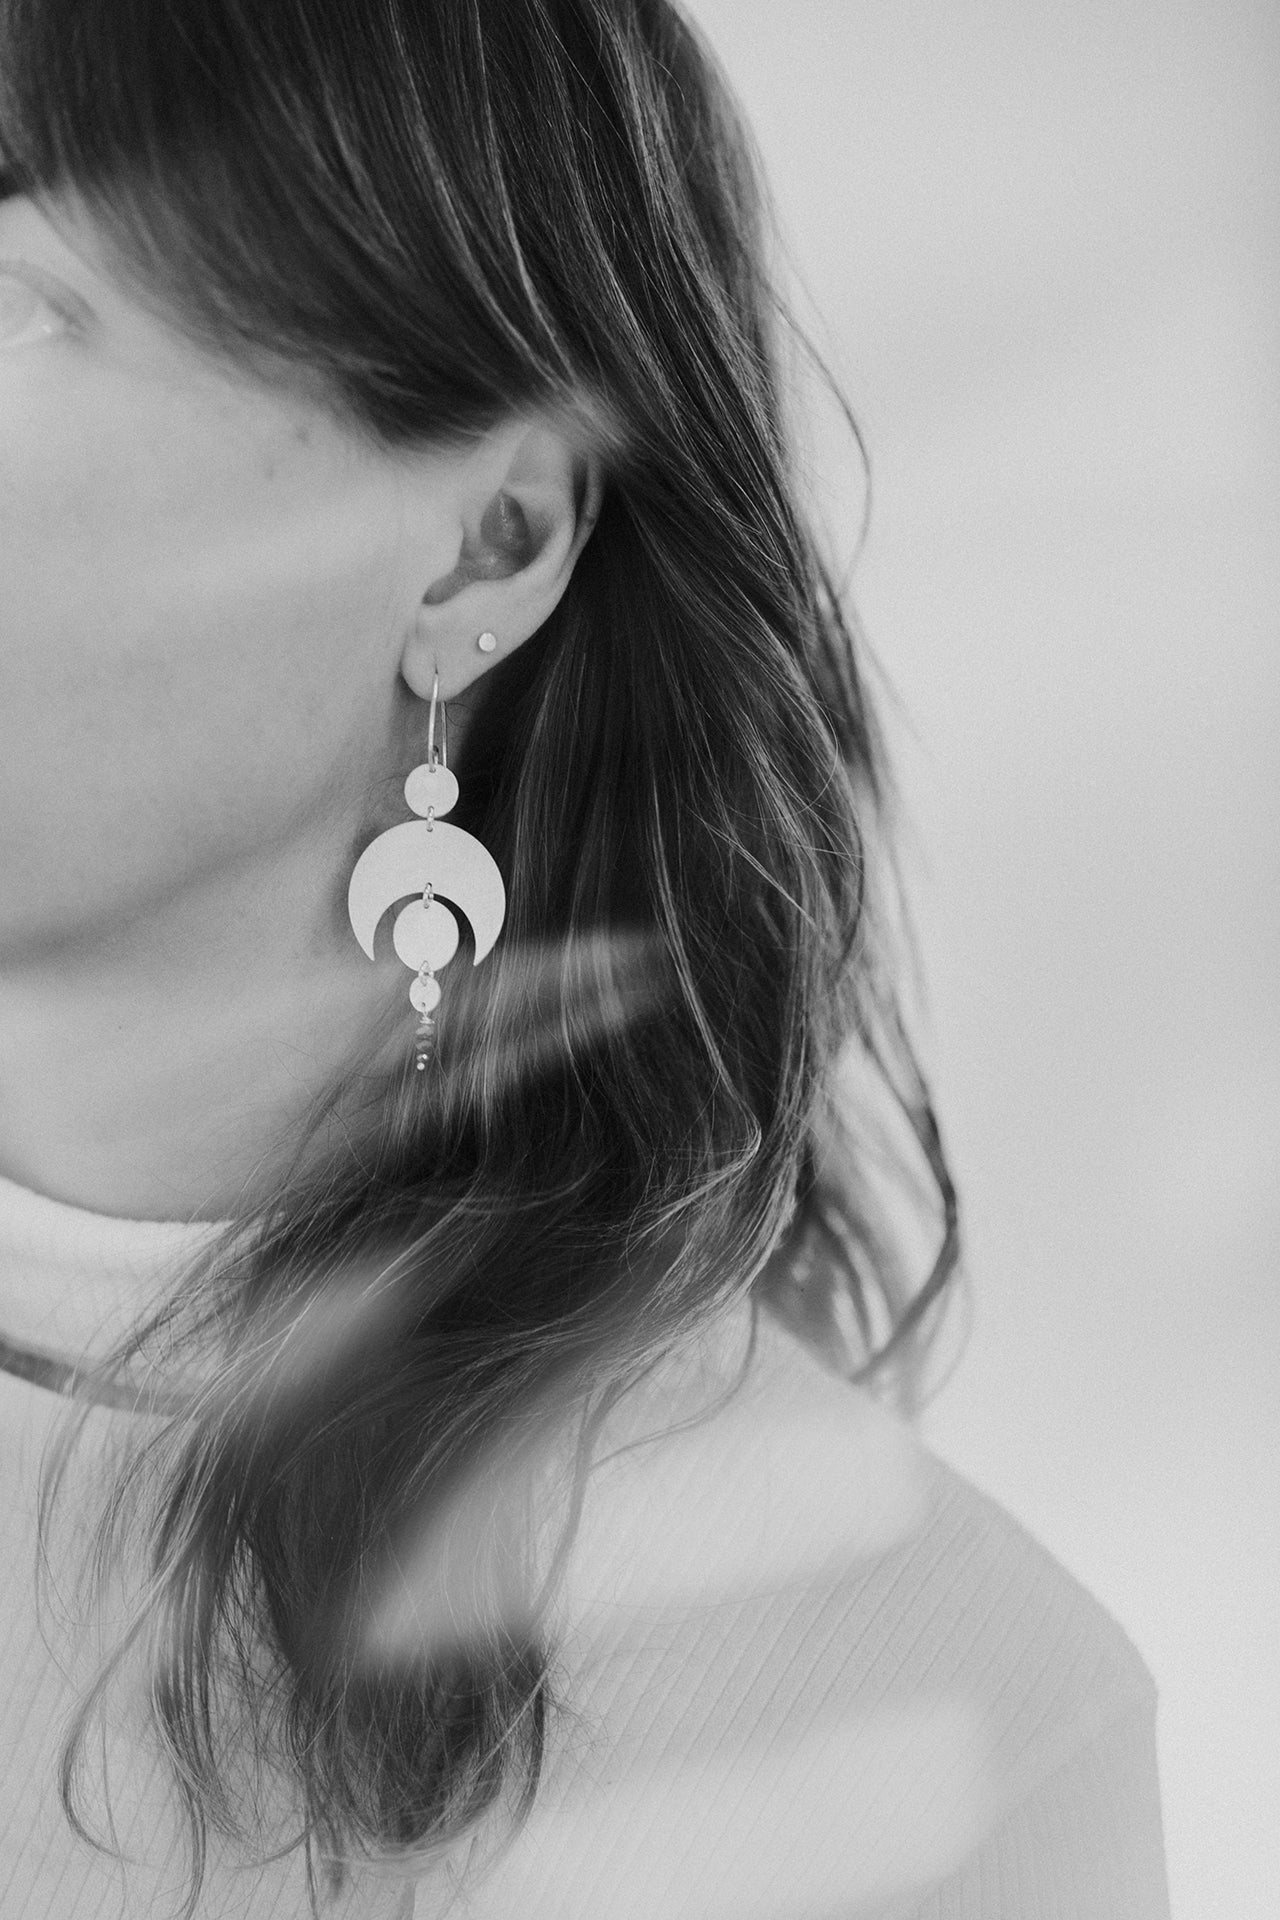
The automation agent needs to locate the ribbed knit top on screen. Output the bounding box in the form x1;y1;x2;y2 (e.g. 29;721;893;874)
0;1170;1170;1918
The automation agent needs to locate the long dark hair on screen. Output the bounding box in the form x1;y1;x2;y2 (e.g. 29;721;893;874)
1;1;959;1913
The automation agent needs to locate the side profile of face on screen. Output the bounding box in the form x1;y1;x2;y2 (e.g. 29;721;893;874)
0;189;574;955
0;187;595;1216
2;193;379;950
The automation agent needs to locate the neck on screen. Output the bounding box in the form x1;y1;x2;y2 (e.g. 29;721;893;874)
0;834;405;1224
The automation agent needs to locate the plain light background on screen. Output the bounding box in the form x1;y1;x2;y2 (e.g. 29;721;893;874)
681;3;1280;1916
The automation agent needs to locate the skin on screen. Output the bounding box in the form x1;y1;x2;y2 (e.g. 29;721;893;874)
0;191;600;1223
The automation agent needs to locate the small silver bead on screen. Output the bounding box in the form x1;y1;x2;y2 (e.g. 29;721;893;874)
477;630;498;654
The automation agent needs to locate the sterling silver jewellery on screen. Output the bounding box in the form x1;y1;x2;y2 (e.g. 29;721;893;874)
347;670;507;1070
476;630;498;653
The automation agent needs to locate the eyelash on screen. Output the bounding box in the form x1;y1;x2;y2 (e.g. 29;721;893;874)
0;273;67;346
0;179;94;341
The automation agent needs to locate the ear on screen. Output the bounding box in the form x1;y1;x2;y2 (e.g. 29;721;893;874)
401;416;603;704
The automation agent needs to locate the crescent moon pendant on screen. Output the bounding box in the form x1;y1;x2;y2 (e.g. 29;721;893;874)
347;819;506;964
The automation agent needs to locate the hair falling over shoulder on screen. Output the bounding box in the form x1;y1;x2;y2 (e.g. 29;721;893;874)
1;0;959;1912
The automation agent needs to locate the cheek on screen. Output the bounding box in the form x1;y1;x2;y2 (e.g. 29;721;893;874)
0;375;398;947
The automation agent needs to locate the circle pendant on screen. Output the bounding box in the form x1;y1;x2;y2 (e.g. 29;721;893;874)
404;763;459;819
393;898;460;972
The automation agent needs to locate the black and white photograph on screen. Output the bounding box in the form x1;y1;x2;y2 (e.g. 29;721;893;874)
0;2;1273;1916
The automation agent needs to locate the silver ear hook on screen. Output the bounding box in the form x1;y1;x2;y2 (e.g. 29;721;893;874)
427;673;448;771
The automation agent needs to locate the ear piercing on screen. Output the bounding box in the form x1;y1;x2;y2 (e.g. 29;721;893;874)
477;630;498;653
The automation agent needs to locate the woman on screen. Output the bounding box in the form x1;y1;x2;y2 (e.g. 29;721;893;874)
0;0;1169;1915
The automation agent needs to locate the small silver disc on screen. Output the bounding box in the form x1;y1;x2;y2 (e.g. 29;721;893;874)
394;898;459;972
404;762;459;819
410;973;442;1014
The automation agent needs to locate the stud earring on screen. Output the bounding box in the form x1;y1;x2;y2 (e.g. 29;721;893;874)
346;675;507;1070
477;630;498;653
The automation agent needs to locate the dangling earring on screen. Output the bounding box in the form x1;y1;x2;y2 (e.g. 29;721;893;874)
347;673;507;1070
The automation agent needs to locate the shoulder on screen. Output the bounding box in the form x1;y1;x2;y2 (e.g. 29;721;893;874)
487;1302;1162;1916
557;1301;1155;1726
